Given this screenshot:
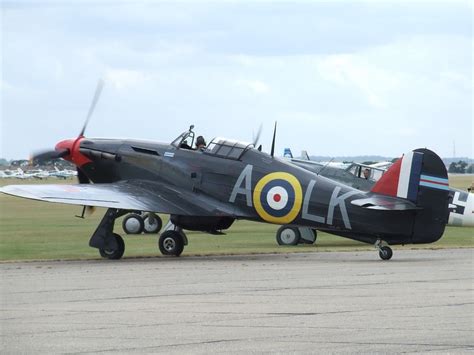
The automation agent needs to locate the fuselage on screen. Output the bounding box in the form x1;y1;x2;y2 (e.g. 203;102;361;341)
69;137;432;246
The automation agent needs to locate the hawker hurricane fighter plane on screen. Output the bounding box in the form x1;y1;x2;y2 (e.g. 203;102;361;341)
0;83;450;261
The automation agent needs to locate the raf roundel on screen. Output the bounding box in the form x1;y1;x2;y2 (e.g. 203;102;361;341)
253;172;303;224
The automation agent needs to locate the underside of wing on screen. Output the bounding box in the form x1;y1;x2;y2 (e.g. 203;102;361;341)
0;180;248;217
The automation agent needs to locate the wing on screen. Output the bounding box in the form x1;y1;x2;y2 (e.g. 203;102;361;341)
0;180;250;217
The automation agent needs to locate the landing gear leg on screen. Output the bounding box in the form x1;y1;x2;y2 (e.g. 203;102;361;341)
375;239;393;261
89;208;128;260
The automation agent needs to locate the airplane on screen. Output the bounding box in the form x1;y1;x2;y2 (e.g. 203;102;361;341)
0;170;15;179
282;148;473;229
49;166;78;180
13;168;50;180
0;82;450;261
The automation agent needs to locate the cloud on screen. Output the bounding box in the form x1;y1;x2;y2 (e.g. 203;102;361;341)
1;1;472;159
317;54;399;109
104;68;151;90
236;79;270;94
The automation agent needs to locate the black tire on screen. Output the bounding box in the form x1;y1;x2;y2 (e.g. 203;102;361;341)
143;214;163;234
122;213;144;234
159;230;184;256
276;225;301;246
99;234;125;260
379;246;393;260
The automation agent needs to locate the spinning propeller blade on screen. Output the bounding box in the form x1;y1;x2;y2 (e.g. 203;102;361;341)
76;167;90;184
31;148;70;163
79;79;105;137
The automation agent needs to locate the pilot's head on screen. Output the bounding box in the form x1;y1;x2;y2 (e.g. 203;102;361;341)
363;168;370;179
196;136;206;148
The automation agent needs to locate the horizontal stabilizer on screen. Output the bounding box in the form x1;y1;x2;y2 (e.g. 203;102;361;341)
351;196;420;211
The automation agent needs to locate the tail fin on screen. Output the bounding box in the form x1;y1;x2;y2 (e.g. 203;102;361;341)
371;151;423;202
371;148;449;243
283;148;293;158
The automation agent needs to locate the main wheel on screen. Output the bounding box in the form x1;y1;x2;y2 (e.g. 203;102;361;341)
276;225;301;246
379;246;393;260
159;230;184;256
122;213;144;234
143;213;163;234
99;234;125;260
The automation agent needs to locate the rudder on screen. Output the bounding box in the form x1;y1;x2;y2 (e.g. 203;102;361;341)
412;148;449;243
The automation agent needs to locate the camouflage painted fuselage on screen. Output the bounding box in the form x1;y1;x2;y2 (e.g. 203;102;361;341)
77;137;447;246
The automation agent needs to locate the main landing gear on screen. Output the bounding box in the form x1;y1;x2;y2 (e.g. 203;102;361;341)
89;210;188;260
375;239;393;260
89;208;128;260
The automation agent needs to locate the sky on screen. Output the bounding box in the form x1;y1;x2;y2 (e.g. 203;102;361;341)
1;0;472;160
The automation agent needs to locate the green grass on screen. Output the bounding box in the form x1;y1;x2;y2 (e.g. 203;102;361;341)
448;174;474;190
0;176;472;261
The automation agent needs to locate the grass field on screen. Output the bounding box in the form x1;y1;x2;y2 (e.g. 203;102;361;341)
0;175;472;261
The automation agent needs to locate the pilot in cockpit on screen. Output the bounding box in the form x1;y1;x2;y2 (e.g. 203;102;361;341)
363;168;371;180
195;136;207;151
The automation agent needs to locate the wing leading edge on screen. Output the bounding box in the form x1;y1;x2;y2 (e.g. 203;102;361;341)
0;181;249;217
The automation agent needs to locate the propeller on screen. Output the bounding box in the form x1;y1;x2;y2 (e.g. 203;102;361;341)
31;79;105;188
270;121;277;157
76;167;90;184
79;78;104;137
31;79;105;166
31;148;70;164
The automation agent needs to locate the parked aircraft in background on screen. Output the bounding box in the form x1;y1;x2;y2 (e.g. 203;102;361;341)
49;167;78;179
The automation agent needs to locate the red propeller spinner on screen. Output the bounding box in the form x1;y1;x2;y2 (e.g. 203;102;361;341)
55;137;91;167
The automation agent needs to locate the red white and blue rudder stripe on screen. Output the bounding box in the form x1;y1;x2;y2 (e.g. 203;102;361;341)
371;150;428;202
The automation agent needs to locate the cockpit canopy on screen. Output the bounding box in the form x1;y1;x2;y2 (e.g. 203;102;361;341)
170;126;253;160
204;137;253;160
171;128;195;149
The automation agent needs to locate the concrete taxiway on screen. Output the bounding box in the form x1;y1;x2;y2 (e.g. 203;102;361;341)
1;249;473;353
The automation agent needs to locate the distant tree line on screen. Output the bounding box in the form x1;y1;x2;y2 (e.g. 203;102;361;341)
448;160;473;174
0;159;75;170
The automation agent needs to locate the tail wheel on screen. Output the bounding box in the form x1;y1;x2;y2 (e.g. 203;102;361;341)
276;225;301;246
122;213;144;234
143;213;163;234
379;246;393;260
99;234;125;260
159;230;184;256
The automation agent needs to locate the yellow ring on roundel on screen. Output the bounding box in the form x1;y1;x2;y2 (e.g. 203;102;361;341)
253;172;303;224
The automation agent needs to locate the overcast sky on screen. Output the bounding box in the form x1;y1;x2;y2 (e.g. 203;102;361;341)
1;0;472;160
